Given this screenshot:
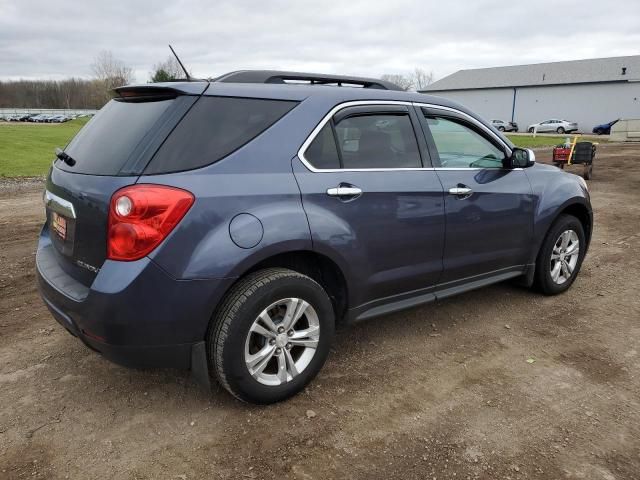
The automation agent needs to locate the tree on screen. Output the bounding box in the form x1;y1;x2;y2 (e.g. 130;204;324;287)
409;68;434;91
380;73;414;91
380;68;434;91
150;56;185;83
91;50;135;103
150;69;173;83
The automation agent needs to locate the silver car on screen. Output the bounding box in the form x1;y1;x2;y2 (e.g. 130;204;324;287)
491;119;518;132
527;119;578;134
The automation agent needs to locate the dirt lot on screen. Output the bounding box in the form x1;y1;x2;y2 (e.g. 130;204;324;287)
1;144;639;479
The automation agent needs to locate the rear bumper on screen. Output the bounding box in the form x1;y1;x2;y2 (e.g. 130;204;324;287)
36;230;233;370
38;292;195;368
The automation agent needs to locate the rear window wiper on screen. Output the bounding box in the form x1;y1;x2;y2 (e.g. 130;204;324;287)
55;147;76;167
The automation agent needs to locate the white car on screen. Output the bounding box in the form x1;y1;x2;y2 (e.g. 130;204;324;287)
527;119;578;134
491;119;519;132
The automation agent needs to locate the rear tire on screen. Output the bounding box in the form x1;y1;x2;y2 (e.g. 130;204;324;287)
209;268;334;404
534;215;586;295
557;127;566;134
498;126;506;132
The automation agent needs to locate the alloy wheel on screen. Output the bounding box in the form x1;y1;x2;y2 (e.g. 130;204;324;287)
550;230;580;285
244;298;320;386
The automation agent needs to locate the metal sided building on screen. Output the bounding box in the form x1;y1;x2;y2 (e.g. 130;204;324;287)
420;55;640;133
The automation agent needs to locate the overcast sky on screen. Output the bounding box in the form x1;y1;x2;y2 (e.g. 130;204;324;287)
1;0;639;83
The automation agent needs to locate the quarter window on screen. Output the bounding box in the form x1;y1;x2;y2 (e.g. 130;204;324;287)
145;96;298;174
305;123;340;169
333;114;421;169
424;116;505;169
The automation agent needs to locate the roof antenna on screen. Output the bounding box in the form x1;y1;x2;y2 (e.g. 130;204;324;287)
168;44;191;81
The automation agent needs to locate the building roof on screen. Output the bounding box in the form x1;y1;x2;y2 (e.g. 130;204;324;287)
421;55;640;92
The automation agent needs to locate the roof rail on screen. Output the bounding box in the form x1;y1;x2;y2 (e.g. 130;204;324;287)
212;70;403;91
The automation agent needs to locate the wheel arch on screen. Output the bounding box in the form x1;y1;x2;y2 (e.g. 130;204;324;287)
559;202;592;246
532;199;593;263
521;200;592;289
214;250;350;326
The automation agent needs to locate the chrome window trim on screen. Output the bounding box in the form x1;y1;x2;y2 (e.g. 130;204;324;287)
296;100;513;173
414;102;512;156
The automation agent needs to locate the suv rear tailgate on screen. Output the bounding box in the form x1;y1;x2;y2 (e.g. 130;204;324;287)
44;169;137;287
41;83;207;289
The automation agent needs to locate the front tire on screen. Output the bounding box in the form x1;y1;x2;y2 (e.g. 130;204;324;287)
534;215;586;295
209;268;334;404
528;127;534;133
557;127;566;134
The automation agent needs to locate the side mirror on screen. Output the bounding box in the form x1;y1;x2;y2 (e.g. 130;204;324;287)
506;147;535;168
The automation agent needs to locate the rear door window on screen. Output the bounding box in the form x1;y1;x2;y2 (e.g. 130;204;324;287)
334;114;421;169
145;96;298;174
59;99;175;175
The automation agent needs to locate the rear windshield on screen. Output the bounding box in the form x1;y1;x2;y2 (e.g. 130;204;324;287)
144;96;298;174
57;98;174;175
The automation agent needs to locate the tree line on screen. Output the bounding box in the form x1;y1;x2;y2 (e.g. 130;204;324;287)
1;50;433;109
0;51;135;110
0;78;108;110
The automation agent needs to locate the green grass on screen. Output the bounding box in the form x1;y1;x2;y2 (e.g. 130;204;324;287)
0;118;89;177
505;135;567;148
506;134;605;149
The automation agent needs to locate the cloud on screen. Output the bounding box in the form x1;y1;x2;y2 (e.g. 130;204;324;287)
1;0;639;82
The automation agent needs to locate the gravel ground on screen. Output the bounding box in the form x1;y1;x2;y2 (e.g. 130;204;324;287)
1;144;639;479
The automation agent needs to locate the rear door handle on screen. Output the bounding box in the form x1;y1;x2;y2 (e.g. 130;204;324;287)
327;186;362;197
448;186;473;197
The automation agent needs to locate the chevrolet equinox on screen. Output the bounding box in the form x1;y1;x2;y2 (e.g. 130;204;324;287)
37;71;592;403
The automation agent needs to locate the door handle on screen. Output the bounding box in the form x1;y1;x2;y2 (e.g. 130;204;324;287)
327;186;362;197
448;186;473;197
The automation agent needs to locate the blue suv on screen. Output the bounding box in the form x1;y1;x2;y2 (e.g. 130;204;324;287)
37;71;592;403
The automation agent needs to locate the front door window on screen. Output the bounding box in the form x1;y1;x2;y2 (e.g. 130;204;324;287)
424;116;505;169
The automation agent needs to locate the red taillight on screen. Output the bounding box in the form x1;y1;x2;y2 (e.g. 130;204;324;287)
107;184;194;261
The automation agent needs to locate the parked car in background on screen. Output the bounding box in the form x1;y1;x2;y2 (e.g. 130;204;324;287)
527;119;578;134
49;115;70;123
37;71;592;404
491;119;518;132
592;119;619;135
11;113;34;121
30;114;51;123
